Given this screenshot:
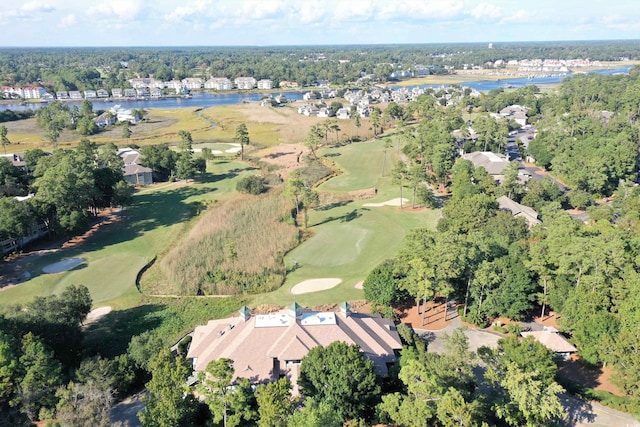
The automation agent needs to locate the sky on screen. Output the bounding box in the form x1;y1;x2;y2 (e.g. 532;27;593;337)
0;0;639;47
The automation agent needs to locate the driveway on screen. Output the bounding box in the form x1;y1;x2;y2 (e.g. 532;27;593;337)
520;161;568;192
416;315;502;354
111;392;145;426
560;393;640;427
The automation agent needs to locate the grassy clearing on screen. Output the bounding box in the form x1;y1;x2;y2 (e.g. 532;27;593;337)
0;159;253;309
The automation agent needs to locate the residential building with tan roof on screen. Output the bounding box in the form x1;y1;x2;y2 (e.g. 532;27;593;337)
521;326;577;360
186;303;403;388
497;195;541;228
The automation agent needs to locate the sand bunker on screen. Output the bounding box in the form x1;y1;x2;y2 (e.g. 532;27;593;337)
354;281;364;290
42;257;86;274
85;306;112;325
363;198;409;207
290;278;342;295
225;147;242;153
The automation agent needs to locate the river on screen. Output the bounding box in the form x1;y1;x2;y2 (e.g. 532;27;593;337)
0;66;633;112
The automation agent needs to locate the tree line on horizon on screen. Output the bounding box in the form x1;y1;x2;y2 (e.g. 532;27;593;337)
1;40;639;92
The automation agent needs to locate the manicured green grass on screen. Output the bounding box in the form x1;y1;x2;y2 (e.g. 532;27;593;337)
318;138;401;192
251;137;440;308
0;160;255;309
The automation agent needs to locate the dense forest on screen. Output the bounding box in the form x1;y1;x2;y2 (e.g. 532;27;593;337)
1;40;639;91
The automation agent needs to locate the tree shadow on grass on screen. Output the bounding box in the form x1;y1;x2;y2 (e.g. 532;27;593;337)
316;200;351;211
62;185;218;256
83;303;165;358
313;208;362;226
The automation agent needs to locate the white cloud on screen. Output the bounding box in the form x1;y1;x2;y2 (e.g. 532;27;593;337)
163;0;213;22
296;0;327;25
88;0;148;22
58;13;77;28
468;2;503;20
338;0;465;23
21;1;55;13
241;0;288;20
499;10;529;24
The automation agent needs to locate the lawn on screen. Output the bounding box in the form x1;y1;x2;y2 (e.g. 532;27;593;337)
252;137;440;308
318;137;402;192
0;159;255;309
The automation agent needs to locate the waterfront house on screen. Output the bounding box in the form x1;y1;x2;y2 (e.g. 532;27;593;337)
97;89;109;98
204;78;233;90
150;87;163;97
182;78;204;90
3;86;46;99
257;79;273;90
123;89;136;98
84;90;97;99
93;112;116;129
234;77;257;89
69;91;83;100
56;91;69;100
279;81;299;89
111;88;123;98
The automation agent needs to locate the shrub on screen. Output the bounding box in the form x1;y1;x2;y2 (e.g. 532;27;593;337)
506;322;523;335
568;189;593;210
236;175;266;195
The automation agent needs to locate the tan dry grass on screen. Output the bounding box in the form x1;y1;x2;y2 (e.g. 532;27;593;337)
159;189;298;294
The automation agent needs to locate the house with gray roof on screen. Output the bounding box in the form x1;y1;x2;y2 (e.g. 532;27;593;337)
117;148;153;186
497;195;541;228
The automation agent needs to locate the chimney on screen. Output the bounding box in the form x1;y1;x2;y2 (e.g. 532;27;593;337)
340;301;351;318
239;305;251;322
289;301;302;320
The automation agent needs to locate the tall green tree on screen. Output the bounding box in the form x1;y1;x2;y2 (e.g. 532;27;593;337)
197;358;255;427
0;331;18;406
255;377;293;427
234;123;250;160
298;342;380;422
391;161;408;209
18;333;63;422
139;350;197;427
0;125;10;154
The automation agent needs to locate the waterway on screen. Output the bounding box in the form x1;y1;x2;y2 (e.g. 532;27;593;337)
0;90;304;112
0;66;633;112
399;65;634;92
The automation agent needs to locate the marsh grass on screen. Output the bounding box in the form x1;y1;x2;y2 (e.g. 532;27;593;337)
159;188;299;295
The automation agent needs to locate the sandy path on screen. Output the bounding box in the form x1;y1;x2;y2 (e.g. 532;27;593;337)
290;278;342;295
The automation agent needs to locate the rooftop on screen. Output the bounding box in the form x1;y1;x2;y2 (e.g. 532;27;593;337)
187;305;402;386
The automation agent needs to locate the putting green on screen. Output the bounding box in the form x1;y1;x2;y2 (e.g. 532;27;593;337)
52;254;148;304
288;224;372;267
